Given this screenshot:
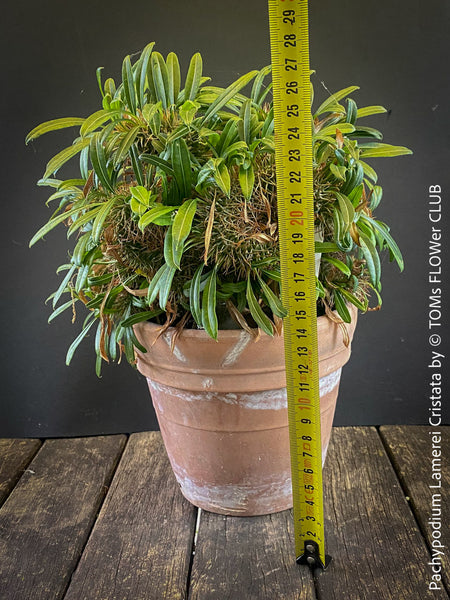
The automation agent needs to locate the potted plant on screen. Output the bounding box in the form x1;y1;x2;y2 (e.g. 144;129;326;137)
27;43;411;516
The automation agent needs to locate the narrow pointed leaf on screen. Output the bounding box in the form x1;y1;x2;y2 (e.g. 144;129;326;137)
190;264;204;327
239;164;255;200
80;110;123;136
91;197;116;243
356;105;387;119
314;86;360;117
43;138;91;180
48;299;74;323
213;160;230;196
172;198;197;262
184;53;203;101
89;133;114;192
158;265;176;309
52;264;77;308
151;52;169;109
201;268;218;339
246;276;273;335
26;118;85;144
167;52;181;105
138;205;176;231
140;153;175;176
360;144;412;158
257;275;287;318
171;138;192;199
137;42;155;108
120;309;163;328
334;290;351;323
122;55;136;113
66;317;96;365
202;70;258;124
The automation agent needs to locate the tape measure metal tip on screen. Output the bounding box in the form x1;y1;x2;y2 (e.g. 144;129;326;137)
297;541;332;571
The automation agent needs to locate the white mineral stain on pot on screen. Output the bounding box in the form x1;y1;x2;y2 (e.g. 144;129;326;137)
220;331;252;367
162;331;187;363
148;369;340;410
319;368;341;396
202;377;214;389
172;463;292;515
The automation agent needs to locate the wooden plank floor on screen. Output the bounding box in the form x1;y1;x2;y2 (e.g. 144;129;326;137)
0;427;448;600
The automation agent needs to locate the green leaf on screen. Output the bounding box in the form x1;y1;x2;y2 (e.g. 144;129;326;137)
150;52;169;109
330;163;346;181
48;299;74;323
138;205;176;231
190;264;204;327
251;65;272;106
314;86;360;117
201;268;218;339
52;264;76;308
322;256;351;277
43;138;91;180
359;232;381;286
359;160;378;183
171;138;192;199
130;145;144;186
120;309;163;328
360;215;404;271
66;317;96;365
184;53;203;101
172;198;197;265
113;126;139;165
356;105;387;119
257;275;287;318
66;204;103;237
213;160;231;196
238;99;252;144
29;202;96;247
318;122;355;137
91;197;116;243
130;185;151;215
334;192;355;232
89;133;115;192
166;52;181;105
202;70;258;124
147;264;167;305
179;100;200;126
72;232;91;266
239;164;255;200
158;264;176;309
26;118;85;144
315;241;339;253
122;55;137;113
136;42;155;108
359;143;413;158
80;109;123;136
246;275;274;335
337;286;368;311
139;153;175;177
334;290;351;323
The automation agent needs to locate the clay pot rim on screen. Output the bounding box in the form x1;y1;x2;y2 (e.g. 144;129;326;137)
138;306;356;340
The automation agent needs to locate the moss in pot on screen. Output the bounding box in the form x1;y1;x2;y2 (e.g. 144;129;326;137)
27;43;412;515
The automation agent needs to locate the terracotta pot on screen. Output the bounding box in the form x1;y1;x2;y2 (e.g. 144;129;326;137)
134;306;357;516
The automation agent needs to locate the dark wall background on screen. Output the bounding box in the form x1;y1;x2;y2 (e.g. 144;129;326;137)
1;0;448;437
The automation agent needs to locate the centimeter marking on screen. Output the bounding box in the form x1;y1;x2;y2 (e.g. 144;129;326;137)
268;0;328;567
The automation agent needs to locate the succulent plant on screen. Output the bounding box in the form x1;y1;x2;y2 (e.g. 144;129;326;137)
27;42;411;374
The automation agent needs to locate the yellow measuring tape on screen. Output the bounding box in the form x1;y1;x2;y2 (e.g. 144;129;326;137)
268;0;330;569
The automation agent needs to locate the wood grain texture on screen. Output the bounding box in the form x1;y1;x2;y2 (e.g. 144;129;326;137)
188;508;316;599
0;438;41;506
0;435;126;600
64;432;197;600
316;427;449;599
380;425;450;591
